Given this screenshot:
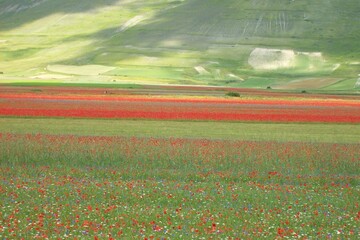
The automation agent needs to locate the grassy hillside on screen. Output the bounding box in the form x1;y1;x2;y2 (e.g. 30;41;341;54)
0;0;359;90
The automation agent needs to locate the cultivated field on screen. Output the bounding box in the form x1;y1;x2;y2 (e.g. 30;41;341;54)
0;85;359;239
1;0;359;238
1;93;360;123
1;0;359;89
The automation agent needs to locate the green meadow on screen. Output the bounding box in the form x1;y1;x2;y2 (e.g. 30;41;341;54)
1;117;359;238
1;117;359;143
0;0;359;90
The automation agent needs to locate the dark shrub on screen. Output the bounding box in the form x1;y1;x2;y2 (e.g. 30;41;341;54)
226;92;240;97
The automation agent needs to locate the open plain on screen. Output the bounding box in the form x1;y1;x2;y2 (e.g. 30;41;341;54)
0;0;360;239
1;85;360;239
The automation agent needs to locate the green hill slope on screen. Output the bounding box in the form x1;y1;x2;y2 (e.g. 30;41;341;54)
0;0;359;90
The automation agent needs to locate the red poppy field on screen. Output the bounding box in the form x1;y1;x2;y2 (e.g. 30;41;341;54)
0;86;359;239
0;91;360;123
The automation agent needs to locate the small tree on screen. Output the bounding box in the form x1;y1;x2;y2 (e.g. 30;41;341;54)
226;92;240;97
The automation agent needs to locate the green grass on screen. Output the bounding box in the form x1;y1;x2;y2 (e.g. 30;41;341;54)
321;78;358;91
0;132;359;238
104;66;189;81
0;117;359;143
229;77;282;89
1;82;142;88
0;0;359;89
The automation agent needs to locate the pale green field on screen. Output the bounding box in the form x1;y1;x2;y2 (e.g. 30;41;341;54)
0;0;359;90
1;117;359;143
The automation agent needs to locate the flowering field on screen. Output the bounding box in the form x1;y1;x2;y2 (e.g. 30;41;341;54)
1;93;360;123
0;133;359;239
1;86;360;239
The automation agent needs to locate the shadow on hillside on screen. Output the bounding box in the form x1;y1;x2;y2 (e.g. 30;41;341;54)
103;0;360;54
0;0;121;31
53;0;252;67
11;0;358;68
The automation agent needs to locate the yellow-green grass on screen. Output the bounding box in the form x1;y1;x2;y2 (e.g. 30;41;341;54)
0;0;359;89
1;117;359;143
1;82;142;88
